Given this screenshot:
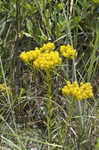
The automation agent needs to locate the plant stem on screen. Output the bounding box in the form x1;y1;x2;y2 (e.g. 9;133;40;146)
65;99;76;130
61;98;76;147
46;70;52;100
46;70;52;146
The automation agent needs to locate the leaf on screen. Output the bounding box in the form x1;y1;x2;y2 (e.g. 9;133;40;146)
20;31;33;38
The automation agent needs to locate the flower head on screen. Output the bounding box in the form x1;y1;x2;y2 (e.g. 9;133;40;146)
34;51;62;70
40;42;55;52
20;42;62;70
60;44;76;59
62;81;94;100
19;47;40;64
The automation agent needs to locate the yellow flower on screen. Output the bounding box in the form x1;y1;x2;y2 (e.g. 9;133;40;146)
19;52;29;63
34;51;62;70
60;44;76;59
19;48;40;64
20;42;55;64
62;81;94;100
40;42;55;52
62;86;70;96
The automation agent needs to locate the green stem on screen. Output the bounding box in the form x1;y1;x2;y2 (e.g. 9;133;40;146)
78;100;83;128
46;70;52;143
74;27;78;49
65;99;76;129
61;98;76;147
62;1;77;80
46;70;52;105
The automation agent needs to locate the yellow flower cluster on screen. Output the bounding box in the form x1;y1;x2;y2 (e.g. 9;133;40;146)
19;47;40;64
34;51;62;70
62;81;94;100
60;44;76;59
40;42;55;52
20;42;62;70
0;83;11;94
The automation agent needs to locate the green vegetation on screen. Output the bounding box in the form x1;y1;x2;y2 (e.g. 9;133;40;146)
0;0;99;150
